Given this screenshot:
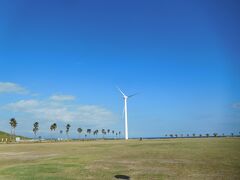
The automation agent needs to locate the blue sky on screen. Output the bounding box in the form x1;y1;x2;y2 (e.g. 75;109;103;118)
0;0;240;138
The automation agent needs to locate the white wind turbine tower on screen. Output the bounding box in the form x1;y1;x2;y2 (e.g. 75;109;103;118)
117;87;137;140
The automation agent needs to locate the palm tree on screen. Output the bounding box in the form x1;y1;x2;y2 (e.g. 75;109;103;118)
231;133;234;137
192;133;195;137
107;129;110;138
213;133;218;137
94;129;99;139
9;118;17;140
199;134;202;138
119;131;121;138
60;130;63;140
112;130;115;138
53;123;57;130
77;128;83;139
50;123;57;140
206;133;209;138
93;130;99;139
175;134;178;138
102;129;106;139
170;134;173;138
87;129;91;139
33;122;39;139
66;124;71;140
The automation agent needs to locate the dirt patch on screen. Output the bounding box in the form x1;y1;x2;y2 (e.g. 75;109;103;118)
0;152;28;156
155;158;193;164
87;159;175;177
0;152;58;160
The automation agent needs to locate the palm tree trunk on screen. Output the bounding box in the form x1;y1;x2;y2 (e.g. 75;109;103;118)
10;128;12;141
13;128;15;141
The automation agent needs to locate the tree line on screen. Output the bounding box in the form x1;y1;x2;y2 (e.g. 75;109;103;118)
8;118;240;140
165;132;239;138
9;118;122;140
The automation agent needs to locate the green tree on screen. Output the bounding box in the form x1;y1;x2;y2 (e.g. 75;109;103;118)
107;129;110;138
66;124;71;140
9;118;17;140
93;130;99;139
87;129;91;139
102;129;106;139
60;130;63;140
77;128;83;139
33;122;39;139
50;123;57;140
112;130;115;138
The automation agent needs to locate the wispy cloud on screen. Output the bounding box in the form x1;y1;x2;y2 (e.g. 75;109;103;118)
0;82;28;94
50;95;76;101
0;82;118;129
4;99;117;127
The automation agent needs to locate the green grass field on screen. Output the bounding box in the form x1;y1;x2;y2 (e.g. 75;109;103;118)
0;138;239;180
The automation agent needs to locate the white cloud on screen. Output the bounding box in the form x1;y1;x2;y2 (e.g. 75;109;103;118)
4;99;117;127
0;82;28;94
50;95;76;101
6;99;39;110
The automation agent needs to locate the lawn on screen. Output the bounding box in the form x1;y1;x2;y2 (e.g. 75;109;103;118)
0;138;239;180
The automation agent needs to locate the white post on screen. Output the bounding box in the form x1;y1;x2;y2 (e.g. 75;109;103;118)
124;98;128;140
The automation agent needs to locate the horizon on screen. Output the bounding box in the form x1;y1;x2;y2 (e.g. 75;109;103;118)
0;0;240;139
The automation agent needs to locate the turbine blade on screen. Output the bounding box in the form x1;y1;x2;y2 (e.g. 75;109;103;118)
128;93;138;98
116;86;126;96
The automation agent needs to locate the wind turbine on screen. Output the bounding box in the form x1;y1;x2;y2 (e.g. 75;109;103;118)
117;87;137;140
